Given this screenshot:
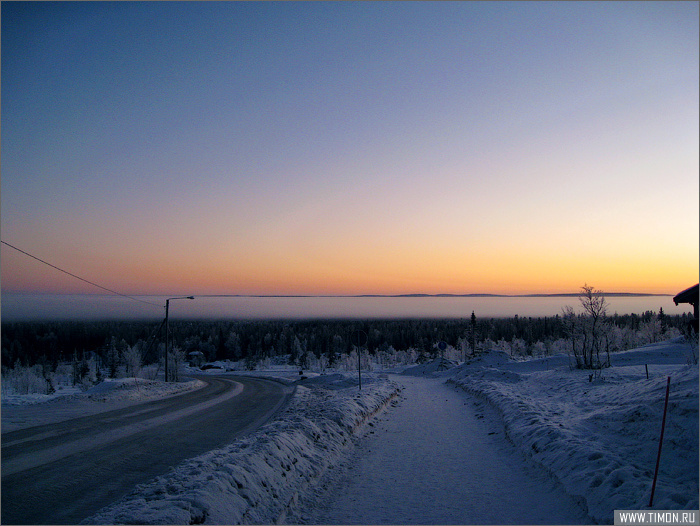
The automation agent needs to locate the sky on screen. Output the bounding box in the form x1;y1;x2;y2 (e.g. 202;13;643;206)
1;1;698;301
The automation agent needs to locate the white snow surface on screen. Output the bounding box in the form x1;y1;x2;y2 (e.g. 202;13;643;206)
83;374;400;525
297;374;592;525
447;338;699;525
5;339;697;525
1;377;205;432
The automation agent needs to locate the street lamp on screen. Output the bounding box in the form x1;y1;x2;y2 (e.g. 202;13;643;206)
165;296;194;382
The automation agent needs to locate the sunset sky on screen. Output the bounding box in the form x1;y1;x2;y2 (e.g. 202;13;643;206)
2;1;698;299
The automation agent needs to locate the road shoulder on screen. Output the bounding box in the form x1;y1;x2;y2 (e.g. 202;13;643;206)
1;377;205;433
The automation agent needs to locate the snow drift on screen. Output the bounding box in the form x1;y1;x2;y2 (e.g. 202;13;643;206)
447;338;699;524
402;357;458;376
83;375;399;525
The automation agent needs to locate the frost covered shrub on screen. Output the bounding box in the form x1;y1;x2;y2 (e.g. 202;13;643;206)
441;343;462;362
606;326;635;354
140;363;160;380
665;326;682;340
1;363;52;395
638;317;664;344
53;363;73;385
123;346;142;377
494;339;511;353
393;349;410;365
164;349;186;382
481;338;495;352
510;338;529;357
549;338;571;355
80;356;102;390
530;340;548;357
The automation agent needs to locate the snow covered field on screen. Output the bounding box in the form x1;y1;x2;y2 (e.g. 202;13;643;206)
448;338;699;525
3;338;697;525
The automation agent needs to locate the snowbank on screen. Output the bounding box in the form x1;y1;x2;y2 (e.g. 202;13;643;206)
83;377;207;402
83;374;400;525
1;377;205;407
402;357;458;376
447;338;699;524
1;386;82;406
1;377;206;433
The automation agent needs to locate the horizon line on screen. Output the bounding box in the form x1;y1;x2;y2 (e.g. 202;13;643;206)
3;291;675;298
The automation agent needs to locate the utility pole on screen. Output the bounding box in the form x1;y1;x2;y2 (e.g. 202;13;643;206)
164;296;194;382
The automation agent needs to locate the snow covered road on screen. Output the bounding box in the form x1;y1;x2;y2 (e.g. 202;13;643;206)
1;376;292;524
300;375;592;525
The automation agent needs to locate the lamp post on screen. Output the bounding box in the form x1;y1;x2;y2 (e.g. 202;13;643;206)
165;296;194;382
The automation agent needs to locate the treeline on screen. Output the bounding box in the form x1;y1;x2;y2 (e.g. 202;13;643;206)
1;310;693;370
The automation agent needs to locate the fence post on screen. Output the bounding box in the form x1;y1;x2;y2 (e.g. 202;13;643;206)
649;376;671;507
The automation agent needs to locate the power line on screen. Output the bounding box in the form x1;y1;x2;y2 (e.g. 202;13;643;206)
1;240;162;308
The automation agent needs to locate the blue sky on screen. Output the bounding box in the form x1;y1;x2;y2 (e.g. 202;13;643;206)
1;1;698;299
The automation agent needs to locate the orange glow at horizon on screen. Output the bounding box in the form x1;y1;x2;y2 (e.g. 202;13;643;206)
2;238;696;297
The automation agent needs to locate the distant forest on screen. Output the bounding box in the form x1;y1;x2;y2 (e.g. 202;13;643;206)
1;310;693;371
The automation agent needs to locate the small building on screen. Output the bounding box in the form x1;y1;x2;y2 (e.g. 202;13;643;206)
673;284;699;334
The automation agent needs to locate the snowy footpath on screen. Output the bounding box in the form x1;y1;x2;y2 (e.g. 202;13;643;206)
294;375;591;525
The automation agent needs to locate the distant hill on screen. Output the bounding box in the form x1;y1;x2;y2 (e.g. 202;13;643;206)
355;292;671;298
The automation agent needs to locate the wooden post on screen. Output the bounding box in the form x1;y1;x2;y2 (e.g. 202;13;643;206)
649;376;671;507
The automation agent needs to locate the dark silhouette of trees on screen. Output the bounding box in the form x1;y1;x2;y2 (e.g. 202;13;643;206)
2;310;692;372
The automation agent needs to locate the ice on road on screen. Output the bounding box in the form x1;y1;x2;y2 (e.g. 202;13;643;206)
303;375;591;525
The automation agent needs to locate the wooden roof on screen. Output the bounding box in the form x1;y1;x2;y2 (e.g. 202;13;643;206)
674;284;699;306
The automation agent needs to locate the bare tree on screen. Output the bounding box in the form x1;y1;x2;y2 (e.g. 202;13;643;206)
564;284;610;370
579;284;609;369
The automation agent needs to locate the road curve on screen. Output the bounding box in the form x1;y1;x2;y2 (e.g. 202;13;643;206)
1;375;292;525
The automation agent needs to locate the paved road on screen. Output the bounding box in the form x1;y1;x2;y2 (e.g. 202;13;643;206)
1;375;292;525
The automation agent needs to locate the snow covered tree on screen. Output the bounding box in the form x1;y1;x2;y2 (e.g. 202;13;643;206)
639;316;663;344
123;345;142;378
225;331;241;360
107;338;119;378
470;311;477;355
168;348;186;382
